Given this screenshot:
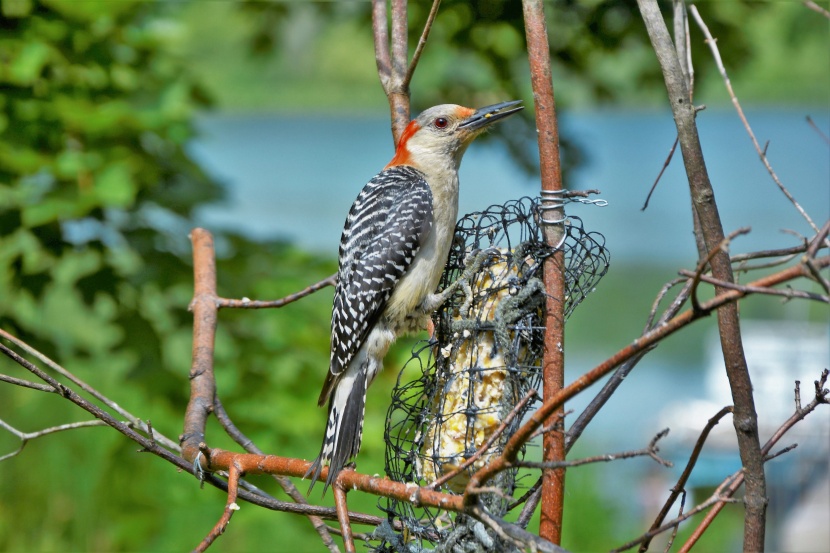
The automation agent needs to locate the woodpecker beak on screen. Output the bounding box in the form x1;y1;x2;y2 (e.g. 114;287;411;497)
458;100;524;132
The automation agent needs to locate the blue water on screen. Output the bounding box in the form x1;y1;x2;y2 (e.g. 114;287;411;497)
191;108;829;263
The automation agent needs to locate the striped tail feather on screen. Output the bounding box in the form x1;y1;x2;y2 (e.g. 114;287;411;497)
306;363;368;494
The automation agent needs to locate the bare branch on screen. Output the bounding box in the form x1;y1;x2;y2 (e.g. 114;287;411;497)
803;1;830;18
217;275;335;309
195;461;243;553
679;369;829;551
639;405;733;552
764;443;798;462
390;0;408;80
613;477;737;553
403;0;441;88
0;373;55;393
688;227;751;313
806;115;830;144
334;480;356;553
638;3;767;547
641;136;679;211
679;270;830;303
0;418;107;462
0;328;180;452
516;429;673;471
664;491;686;553
689;4;821;235
371;0;391;91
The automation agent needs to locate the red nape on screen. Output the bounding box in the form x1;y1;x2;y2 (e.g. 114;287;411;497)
385;120;420;168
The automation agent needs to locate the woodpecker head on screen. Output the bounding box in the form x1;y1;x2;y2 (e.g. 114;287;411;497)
387;100;523;171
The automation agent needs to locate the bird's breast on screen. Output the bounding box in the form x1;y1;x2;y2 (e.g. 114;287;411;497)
383;183;459;332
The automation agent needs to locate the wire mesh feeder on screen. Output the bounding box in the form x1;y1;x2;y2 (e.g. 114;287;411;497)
377;197;609;552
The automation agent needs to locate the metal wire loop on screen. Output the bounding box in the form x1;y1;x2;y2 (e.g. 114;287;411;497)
538;189;567;225
572;198;609;207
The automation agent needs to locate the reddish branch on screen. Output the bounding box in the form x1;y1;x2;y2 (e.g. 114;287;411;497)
195;461;242;553
334;480;356;553
521;0;567;543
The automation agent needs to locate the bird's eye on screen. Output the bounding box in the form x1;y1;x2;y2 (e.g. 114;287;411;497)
434;117;449;129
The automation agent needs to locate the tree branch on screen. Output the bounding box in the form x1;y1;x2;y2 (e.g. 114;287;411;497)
678;369;829;552
639;405;733;552
689;4;821;235
521;0;567;542
637;2;767;547
216;275;335;309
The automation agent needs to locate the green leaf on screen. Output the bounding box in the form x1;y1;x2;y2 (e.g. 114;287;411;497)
95;161;135;207
1;0;33;18
9;41;51;85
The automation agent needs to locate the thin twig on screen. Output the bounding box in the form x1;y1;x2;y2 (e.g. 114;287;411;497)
680;269;830;303
403;0;441;88
663;491;686;553
764;443;798;462
733;240;814;265
613;472;742;552
643;277;688;331
689;4;820;235
639;405;733;552
217;275;336;309
0;418;108;462
641;136;678;211
0;373;55;393
0;328;180;452
803;1;830;18
334;481;356;553
806;115;830;144
688;227;751;313
678;369;829;552
513;477;542;526
516;429;673;470
195;461;242;553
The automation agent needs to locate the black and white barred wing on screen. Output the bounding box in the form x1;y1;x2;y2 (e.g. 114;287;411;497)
318;165;433;405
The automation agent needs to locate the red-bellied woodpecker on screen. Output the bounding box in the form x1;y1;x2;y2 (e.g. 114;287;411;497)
306;100;523;493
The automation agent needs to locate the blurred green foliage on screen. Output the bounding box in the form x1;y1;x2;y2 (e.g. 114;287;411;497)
0;0;824;551
184;0;829;113
0;1;350;550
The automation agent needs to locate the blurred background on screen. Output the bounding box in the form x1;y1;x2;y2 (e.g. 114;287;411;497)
0;1;827;551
